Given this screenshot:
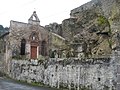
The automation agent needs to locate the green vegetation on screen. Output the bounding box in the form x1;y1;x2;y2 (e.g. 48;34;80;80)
58;83;91;90
12;55;29;60
59;86;91;90
17;80;59;90
108;39;112;49
97;16;109;26
10;79;44;87
30;81;44;87
38;55;45;61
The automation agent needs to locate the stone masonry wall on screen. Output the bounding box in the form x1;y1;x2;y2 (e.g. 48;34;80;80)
9;57;117;90
0;53;4;73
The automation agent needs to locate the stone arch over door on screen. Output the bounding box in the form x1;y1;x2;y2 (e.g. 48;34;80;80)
29;32;39;59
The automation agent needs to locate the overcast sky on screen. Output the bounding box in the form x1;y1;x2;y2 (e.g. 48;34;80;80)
0;0;91;27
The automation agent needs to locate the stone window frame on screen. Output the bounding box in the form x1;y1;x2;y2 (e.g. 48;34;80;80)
20;38;26;55
41;40;47;56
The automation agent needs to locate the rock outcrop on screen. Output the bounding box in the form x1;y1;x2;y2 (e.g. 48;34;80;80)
59;0;120;57
45;23;62;36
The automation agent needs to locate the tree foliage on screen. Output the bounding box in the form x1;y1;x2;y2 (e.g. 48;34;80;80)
0;25;9;36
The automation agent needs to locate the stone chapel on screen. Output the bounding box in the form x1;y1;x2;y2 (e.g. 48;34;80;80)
8;11;49;59
0;11;66;73
0;11;66;61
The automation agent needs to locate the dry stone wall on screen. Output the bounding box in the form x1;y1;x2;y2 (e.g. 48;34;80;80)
0;53;4;73
9;56;117;90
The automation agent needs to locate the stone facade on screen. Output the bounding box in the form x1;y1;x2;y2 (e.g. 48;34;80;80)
9;11;49;59
3;11;66;60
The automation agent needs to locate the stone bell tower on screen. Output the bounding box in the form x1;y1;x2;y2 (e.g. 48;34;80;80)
28;11;40;25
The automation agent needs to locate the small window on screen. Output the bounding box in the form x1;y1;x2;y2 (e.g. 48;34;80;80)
98;77;101;81
32;36;35;40
20;39;26;55
30;32;38;41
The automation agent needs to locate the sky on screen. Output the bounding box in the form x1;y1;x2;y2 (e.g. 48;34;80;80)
0;0;91;27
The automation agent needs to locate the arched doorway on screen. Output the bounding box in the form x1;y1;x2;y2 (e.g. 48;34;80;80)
31;45;37;59
30;32;39;59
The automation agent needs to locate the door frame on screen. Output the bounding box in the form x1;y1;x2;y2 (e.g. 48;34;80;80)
30;42;39;59
31;46;37;59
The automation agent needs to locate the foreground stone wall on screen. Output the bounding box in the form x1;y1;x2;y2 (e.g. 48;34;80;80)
0;53;4;73
9;57;117;90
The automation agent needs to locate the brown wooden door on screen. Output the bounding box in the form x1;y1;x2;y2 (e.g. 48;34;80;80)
31;46;37;59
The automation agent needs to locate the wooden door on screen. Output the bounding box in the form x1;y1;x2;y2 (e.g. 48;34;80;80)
31;46;37;59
